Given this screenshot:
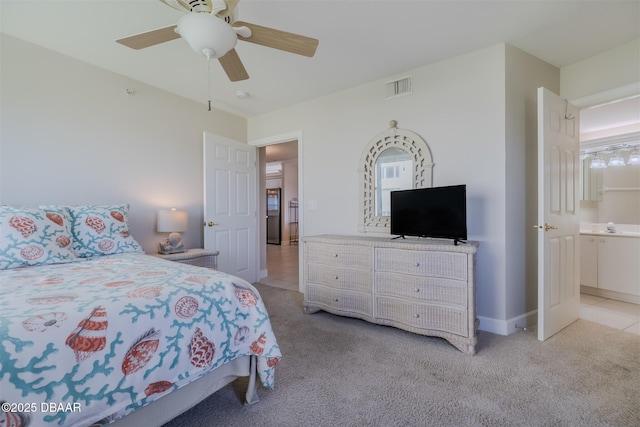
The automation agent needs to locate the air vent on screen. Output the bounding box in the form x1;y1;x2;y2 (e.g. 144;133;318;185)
385;76;412;100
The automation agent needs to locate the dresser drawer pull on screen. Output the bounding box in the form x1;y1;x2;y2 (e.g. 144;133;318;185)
414;313;420;318
333;298;339;302
414;288;420;293
334;275;339;280
333;253;338;257
415;262;420;267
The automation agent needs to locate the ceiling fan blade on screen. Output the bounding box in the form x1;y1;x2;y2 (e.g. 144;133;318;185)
116;25;180;50
218;0;239;17
218;48;249;82
232;21;318;57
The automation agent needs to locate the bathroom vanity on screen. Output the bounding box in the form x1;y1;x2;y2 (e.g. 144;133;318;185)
580;226;640;303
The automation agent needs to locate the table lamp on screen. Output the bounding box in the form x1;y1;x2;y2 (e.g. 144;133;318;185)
157;208;188;254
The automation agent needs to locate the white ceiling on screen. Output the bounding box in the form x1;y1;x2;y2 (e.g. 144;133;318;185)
1;0;639;120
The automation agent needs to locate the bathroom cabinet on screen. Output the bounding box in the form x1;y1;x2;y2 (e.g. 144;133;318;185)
580;235;598;288
580;234;640;300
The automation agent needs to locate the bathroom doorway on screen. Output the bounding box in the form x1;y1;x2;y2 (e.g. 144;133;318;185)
576;92;640;334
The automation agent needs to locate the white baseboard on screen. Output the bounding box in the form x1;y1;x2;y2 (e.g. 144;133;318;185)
477;310;537;336
259;269;268;280
581;285;639;304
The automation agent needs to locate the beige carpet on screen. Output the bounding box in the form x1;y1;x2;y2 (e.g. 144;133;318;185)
163;283;640;427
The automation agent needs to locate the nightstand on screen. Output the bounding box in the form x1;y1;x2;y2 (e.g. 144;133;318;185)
151;248;219;270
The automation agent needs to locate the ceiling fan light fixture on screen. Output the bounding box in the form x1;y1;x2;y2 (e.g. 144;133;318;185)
177;13;237;59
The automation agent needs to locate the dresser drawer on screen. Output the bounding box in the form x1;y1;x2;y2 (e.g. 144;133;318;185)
306;284;372;317
307;264;371;292
375;297;468;336
306;242;371;269
375;272;467;307
375;248;468;280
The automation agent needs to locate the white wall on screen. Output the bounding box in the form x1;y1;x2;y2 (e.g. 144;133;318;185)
248;40;636;333
561;38;640;102
505;45;560;323
249;44;512;329
282;158;299;244
0;35;247;253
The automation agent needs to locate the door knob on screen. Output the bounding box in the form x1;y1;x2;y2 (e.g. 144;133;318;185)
204;221;219;227
533;223;558;232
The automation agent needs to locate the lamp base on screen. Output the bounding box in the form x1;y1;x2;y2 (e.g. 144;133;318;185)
158;247;187;255
158;235;186;255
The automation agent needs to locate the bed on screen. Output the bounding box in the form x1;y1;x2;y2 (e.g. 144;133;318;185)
0;204;281;427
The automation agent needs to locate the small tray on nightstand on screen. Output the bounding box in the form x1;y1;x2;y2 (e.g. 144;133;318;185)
151;248;219;270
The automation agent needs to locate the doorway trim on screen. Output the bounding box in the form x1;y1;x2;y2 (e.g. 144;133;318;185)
250;130;304;292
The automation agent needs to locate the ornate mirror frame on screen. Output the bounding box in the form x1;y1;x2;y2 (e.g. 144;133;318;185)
358;121;434;233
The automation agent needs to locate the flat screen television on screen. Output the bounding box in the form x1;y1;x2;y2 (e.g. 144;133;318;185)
390;185;467;244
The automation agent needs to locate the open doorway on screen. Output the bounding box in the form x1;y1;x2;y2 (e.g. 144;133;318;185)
257;140;300;291
577;93;640;334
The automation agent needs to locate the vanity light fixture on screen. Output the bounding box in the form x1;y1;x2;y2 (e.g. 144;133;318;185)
586;144;640;168
607;151;625;167
628;147;640;165
590;155;607;169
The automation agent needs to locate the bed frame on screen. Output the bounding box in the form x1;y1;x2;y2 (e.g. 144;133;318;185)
112;355;258;426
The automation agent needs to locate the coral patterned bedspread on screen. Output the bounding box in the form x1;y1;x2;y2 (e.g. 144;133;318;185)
0;253;281;426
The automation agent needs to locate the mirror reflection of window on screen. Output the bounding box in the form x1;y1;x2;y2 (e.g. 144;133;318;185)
375;147;412;216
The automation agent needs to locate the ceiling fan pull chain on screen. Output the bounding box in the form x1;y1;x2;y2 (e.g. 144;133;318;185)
207;54;212;111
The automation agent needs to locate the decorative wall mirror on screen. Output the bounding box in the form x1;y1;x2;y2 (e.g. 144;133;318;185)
359;121;434;232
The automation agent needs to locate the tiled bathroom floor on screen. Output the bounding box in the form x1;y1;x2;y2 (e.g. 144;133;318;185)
580;293;640;335
260;244;640;336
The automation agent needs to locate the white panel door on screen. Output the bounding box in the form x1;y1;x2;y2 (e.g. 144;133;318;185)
537;87;580;341
203;132;257;283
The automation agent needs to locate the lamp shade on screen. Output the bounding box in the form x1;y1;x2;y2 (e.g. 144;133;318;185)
157;209;188;233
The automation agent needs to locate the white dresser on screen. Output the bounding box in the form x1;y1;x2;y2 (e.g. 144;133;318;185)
303;235;479;355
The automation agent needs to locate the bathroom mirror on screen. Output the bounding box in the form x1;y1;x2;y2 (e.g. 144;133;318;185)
359;122;433;232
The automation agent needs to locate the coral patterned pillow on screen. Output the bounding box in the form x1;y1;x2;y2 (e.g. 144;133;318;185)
68;204;143;257
0;206;78;269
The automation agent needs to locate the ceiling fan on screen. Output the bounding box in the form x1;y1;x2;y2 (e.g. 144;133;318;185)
116;0;319;82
